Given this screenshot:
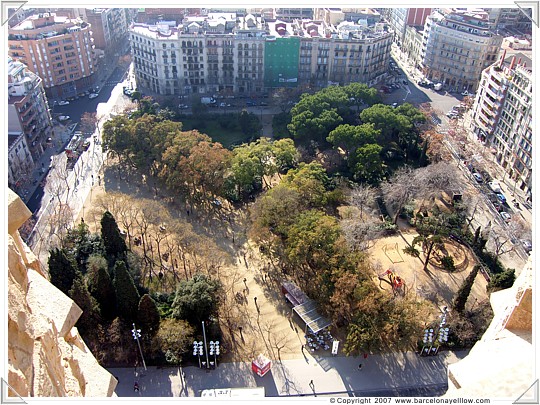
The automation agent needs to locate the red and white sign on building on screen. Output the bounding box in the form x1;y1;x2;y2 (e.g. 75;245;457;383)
251;353;272;377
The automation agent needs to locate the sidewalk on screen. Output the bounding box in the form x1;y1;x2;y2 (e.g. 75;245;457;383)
109;350;467;397
16;123;73;207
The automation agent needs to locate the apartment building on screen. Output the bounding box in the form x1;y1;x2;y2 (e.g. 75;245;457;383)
275;8;313;22
8;12;97;98
314;8;382;26
402;25;425;70
383;8;432;46
420;9;503;92
7;56;53;161
8;132;34;191
86;8;129;55
130;13;392;96
472;52;532;197
289;19;392;89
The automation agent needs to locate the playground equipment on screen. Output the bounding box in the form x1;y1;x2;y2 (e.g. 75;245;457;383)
378;269;405;295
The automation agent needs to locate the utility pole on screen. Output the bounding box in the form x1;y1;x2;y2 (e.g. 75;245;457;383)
131;323;147;371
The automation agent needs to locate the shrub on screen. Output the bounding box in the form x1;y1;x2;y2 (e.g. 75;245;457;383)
441;255;456;272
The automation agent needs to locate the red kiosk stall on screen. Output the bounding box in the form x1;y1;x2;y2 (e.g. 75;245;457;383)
251;353;272;377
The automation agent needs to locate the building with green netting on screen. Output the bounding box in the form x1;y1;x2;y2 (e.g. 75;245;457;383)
264;37;300;89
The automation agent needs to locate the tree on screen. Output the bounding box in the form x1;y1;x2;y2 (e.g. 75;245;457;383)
137;294;161;336
343;82;379;109
86;255;117;320
113;260;141;322
172;273;222;325
381;167;420;224
452;265;480;313
281;162;330;208
238;109;261;136
69;276;101;334
48;248;79;296
487;269;515;292
80;112;98;135
153;318;195;365
349;143;384;184
327;123;379;155
101;211;127;261
349;184;377;220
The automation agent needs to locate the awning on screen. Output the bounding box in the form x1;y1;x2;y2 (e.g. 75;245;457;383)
293;299;331;334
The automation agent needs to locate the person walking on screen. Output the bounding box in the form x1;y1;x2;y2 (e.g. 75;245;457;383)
358;363;363;371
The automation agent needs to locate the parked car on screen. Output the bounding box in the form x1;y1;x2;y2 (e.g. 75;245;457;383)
472;173;483;183
496;193;507;204
402;79;408;85
219;102;231;107
58;100;70;106
89;93;99;99
246;101;257;106
488;181;502;193
178;104;189;109
521;239;532;253
391;102;398;108
82;140;91;151
499;211;511;222
259;101;268;106
58;115;70;121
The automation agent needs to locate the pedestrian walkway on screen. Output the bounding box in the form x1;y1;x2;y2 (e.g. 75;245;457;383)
109;350;467;397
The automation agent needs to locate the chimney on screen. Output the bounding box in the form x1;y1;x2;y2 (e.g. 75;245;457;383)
500;49;506;67
509;56;516;70
517;57;522;65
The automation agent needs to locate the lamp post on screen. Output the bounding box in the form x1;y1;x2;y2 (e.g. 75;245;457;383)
201;321;210;369
131;323;147;371
192;341;203;368
209;340;220;368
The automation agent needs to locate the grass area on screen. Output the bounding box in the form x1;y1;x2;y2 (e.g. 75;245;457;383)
178;113;256;148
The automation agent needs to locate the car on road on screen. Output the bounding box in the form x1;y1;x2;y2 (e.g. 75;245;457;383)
402;79;408;85
178;104;189;109
246;101;257;106
259;101;269;106
219;102;231;107
82;140;91;151
499;211;511;222
496;193;507;204
472;173;483;183
58;100;70;106
58;115;70;121
488;181;502;193
89;93;99;99
521;239;532;253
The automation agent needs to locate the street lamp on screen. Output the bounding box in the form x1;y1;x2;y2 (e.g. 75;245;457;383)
209;340;220;368
131;323;147;371
192;341;204;368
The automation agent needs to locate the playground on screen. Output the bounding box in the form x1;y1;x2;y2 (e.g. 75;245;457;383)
369;233;489;309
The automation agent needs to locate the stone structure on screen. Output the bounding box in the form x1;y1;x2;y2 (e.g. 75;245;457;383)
7;189;117;397
444;258;533;398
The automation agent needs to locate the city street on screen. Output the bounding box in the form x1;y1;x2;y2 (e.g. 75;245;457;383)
109;350;467;398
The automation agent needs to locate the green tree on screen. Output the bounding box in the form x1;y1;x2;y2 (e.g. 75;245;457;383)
69;276;101;335
86;254;117;320
113;260;140;322
487;269;516;292
343;82;379;110
172;273;222;325
101;211;127;261
238;109;262;136
349;143;384;184
137;294;161;336
327;123;379;155
453;265;480;313
48;248;79;296
281;162;330;208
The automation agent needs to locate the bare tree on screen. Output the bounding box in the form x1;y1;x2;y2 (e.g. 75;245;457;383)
381;167;421;225
415;162;463;208
488;226;515;257
349;184;377;220
341;218;382;251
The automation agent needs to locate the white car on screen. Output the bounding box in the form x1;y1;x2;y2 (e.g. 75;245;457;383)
58;115;70;121
58;100;70;106
500;211;511;222
472;173;483;183
89;93;99;99
488;181;502;193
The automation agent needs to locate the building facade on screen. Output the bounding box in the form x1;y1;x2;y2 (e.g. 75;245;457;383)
384;8;432;45
7;56;53;161
420;9;503;92
130;14;392;95
8;12;97;98
86;8;129;55
8;132;34;190
471;52;532;197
